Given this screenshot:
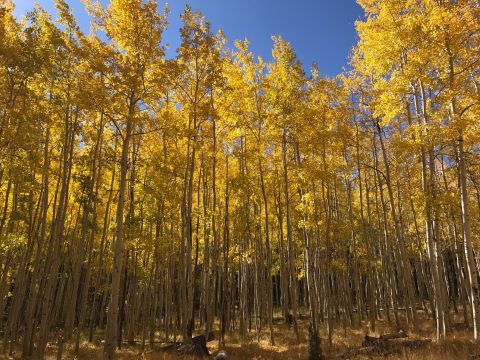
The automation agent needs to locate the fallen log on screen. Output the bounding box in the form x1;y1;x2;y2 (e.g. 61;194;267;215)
334;332;431;360
451;322;469;331
362;330;408;347
159;333;214;358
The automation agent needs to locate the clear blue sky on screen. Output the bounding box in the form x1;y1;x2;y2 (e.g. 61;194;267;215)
13;0;363;76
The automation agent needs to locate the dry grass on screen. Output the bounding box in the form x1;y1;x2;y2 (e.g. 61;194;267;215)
2;314;479;359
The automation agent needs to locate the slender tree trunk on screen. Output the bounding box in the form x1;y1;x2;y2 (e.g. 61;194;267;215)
104;94;136;360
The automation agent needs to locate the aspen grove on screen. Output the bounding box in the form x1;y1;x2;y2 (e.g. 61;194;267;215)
0;0;479;359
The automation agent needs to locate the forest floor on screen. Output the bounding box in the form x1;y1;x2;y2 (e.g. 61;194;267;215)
3;313;480;359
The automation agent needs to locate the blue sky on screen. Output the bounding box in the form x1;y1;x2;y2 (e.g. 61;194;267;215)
13;0;363;77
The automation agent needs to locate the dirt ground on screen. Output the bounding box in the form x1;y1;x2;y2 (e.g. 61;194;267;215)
2;313;480;359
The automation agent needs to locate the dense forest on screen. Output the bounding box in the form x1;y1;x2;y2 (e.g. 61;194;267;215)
0;0;479;359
